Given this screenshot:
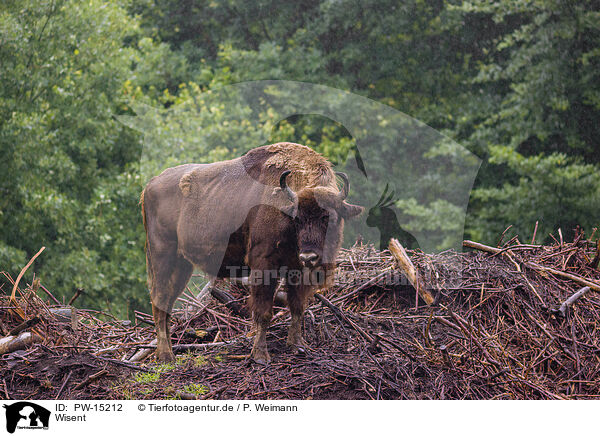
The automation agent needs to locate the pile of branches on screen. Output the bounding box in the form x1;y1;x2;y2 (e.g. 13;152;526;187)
1;233;600;400
0;271;156;400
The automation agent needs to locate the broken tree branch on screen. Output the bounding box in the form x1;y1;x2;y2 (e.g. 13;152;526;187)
7;317;40;336
67;288;85;306
463;240;542;255
556;287;592;317
0;331;43;355
55;370;73;400
11;246;46;303
127;339;156;362
196;279;215;302
525;263;600;293
314;292;374;342
74;369;109;390
464;240;546;305
389;238;434;304
210;287;249;318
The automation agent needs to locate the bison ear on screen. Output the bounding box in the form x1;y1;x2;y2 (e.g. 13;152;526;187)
272;187;297;216
179;172;193;197
340;202;364;219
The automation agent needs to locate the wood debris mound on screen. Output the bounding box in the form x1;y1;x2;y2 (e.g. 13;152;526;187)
1;235;600;400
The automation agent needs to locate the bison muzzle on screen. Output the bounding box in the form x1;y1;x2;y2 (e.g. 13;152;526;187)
140;143;363;363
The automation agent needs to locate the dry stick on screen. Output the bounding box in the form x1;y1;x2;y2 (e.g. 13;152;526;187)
446;308;504;370
67;288;85;306
11;246;45;302
135;315;155;327
433;316;462;332
589;243;600;270
570;318;581;394
210;287;249;318
127;339;156;362
49;307;75;321
372;333;416;362
502;235;519;249
532;221;539;244
39;284;61;305
589;228;598;246
314;293;374;343
0;332;43;355
330;270;390;304
175;342;226;351
490;244;542;258
389;238;434;305
498;225;513;246
73;369;109;390
558;228;564;247
93;355;150;372
463;240;501;254
463;240;546;306
557;287;592;317
537;246;579;261
525;263;600;293
136;342;227;351
463;240;541;255
134;310;153;325
196;279;215;301
507;253;546;306
7;317;40;336
55;370;73;400
523;310;577;362
2;379;10;400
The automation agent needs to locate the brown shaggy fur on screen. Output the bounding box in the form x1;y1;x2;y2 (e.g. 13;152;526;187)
141;143;363;363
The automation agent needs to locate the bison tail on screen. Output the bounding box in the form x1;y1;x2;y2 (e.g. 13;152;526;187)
139;189;147;234
140;189;153;290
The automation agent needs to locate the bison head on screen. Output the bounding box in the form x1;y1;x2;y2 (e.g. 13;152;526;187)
280;170;363;268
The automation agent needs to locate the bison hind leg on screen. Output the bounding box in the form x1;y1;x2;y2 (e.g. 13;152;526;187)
152;305;176;362
150;254;193;363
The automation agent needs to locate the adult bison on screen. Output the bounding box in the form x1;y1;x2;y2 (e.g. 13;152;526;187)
141;143;363;363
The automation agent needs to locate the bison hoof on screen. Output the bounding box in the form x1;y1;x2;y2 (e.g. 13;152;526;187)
156;350;175;363
286;337;308;354
251;349;271;365
288;344;307;355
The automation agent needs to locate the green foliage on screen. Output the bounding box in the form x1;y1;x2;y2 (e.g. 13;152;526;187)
131;361;176;383
176;351;206;367
0;0;173;315
469;148;600;243
452;0;600;242
132;370;161;384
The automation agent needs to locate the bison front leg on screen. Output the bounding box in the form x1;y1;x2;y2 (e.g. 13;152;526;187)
249;280;277;365
285;283;311;353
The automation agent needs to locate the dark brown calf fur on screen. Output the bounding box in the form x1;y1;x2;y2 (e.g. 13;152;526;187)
141;143;363;363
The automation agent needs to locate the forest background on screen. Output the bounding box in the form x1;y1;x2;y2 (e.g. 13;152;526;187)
1;0;598;317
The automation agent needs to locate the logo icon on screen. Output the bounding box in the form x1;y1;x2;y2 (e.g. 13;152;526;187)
3;402;50;433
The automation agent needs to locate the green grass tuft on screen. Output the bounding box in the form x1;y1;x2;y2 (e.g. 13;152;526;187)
182;383;208;396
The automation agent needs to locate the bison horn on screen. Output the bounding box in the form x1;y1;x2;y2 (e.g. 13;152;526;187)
280;170;297;203
336;172;349;200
